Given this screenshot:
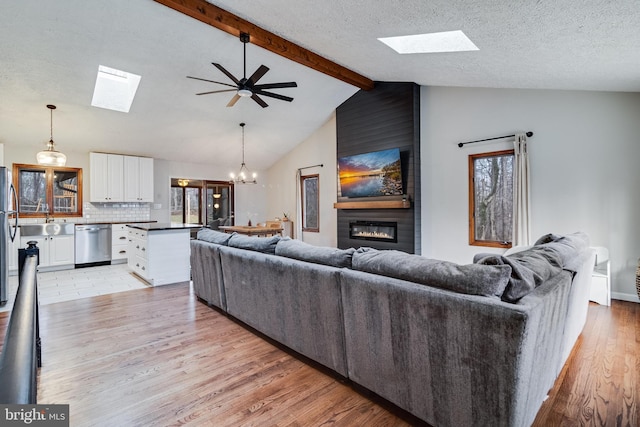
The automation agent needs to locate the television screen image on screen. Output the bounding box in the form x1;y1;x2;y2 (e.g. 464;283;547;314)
338;148;403;198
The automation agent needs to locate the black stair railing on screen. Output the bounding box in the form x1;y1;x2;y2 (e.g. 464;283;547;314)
0;241;41;404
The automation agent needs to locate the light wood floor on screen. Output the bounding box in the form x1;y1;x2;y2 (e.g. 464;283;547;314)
1;284;638;426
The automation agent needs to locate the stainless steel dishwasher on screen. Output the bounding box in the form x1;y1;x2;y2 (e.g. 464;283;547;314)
75;224;112;267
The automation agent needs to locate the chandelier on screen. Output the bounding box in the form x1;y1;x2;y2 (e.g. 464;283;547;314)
36;104;67;167
229;122;257;184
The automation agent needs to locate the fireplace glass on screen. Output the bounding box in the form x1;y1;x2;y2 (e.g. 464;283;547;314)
349;221;398;243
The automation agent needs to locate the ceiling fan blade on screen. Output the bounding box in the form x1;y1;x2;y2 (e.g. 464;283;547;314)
226;93;241;107
247;65;269;86
196;89;237;96
254;90;294;103
212;63;240;85
186;76;237;88
253;82;297;90
251;93;268;108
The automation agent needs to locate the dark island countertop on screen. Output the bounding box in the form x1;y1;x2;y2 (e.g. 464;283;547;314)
126;223;203;231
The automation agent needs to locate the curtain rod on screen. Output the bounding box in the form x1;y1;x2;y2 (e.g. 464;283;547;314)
458;131;533;148
297;164;323;171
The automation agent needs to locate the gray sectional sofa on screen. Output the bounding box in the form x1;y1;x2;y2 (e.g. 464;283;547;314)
190;230;595;427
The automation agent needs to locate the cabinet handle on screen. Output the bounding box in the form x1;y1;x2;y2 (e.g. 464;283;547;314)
119;250;126;254
142;247;145;251
119;236;127;240
136;245;140;249
136;263;139;267
142;266;145;270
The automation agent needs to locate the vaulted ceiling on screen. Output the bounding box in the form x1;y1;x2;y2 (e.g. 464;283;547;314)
1;0;638;171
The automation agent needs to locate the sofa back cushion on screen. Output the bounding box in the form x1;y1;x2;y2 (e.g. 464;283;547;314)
351;248;511;297
475;232;588;303
197;228;233;245
275;237;355;268
228;233;281;254
477;249;563;303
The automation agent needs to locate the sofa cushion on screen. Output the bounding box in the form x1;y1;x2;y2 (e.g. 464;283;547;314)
352;248;511;297
197;228;233;245
275;237;355;268
536;232;590;272
228;233;281;254
534;233;563;245
478;248;563;303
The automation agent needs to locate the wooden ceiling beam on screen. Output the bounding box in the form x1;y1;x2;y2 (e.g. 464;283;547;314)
153;0;374;91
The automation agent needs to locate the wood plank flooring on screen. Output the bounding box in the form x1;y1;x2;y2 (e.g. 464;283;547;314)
24;284;412;426
532;300;640;427
1;284;638;426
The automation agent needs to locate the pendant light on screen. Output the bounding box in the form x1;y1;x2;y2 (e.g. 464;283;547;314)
229;123;257;184
36;104;67;167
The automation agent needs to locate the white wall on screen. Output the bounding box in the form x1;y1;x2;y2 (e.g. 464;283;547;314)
265;114;337;247
421;86;640;301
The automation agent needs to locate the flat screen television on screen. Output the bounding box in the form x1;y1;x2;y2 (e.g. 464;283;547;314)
337;148;403;198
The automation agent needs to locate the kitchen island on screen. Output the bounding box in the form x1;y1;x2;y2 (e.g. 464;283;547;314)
127;223;202;286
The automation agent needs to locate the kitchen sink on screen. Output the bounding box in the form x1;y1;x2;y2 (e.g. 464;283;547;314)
20;223;75;237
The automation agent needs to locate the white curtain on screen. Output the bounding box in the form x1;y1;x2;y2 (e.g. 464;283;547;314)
295;169;303;241
512;133;531;246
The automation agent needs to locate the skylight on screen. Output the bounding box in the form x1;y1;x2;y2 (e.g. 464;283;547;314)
378;30;479;54
91;65;141;113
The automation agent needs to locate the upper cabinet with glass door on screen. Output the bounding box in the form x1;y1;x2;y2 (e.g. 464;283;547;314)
14;164;83;218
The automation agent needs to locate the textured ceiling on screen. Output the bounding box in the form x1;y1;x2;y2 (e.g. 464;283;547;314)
211;0;640;92
1;0;639;170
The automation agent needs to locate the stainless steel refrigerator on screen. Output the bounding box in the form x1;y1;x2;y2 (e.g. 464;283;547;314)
1;166;19;305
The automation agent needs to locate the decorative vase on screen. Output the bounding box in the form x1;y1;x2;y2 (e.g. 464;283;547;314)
248;219;252;227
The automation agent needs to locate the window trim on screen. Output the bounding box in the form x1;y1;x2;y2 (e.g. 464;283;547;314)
468;149;514;248
13;163;83;218
300;174;320;233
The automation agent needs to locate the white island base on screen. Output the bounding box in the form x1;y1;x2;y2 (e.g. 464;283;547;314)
127;223;200;286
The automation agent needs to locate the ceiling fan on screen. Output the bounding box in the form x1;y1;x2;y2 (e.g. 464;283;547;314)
187;33;297;108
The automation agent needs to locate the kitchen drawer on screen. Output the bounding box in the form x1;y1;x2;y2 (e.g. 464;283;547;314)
112;243;129;261
132;256;148;279
128;229;147;240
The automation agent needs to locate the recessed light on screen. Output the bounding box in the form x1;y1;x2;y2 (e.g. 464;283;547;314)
91;65;141;113
378;30;479;54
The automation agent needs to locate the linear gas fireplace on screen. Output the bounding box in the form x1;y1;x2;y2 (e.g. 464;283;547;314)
349;221;398;243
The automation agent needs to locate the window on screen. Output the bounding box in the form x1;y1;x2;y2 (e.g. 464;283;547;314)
170;179;234;228
301;174;319;232
469;150;514;248
204;181;234;229
170;180;201;224
13;164;83;218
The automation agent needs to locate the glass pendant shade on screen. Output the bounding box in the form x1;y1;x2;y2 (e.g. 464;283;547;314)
37;139;67;167
37;104;66;167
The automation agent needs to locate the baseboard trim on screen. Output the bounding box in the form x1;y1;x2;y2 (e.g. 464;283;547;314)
612;292;640;303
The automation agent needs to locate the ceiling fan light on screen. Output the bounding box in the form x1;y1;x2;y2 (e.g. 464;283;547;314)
237;88;252;97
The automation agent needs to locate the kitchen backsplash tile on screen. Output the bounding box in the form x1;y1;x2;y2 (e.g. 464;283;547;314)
82;202;151;223
19;202;151;224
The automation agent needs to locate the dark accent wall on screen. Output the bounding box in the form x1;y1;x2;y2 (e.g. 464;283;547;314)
336;82;421;253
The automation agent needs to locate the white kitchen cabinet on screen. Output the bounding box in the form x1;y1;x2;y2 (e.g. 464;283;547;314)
111;223;129;263
20;234;74;270
90;153;124;202
124;155;154;202
127;225;191;286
